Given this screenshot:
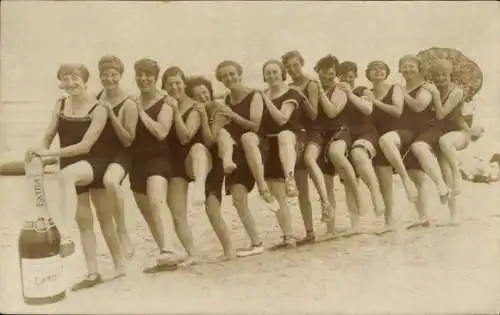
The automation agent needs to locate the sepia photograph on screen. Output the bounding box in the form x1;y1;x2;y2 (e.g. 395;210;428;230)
1;1;499;314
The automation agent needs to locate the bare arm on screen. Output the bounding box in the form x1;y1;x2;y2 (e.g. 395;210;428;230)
139;102;174;140
39;99;63;149
373;85;404;117
198;105;216;146
262;92;297;126
346;88;373;115
320;88;348;118
44;105;108;158
110;99;138;147
403;87;432;113
433;88;464;120
173;105;202;145
304;81;319;120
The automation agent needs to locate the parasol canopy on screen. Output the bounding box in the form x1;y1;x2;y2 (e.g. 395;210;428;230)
416;47;483;103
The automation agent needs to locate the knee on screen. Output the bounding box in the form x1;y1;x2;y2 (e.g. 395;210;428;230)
411;141;427;155
304;149;317;168
350;147;367;165
231;192;247;211
240;132;258;150
379;132;396;150
191;142;209;155
103;173;120;191
58;169;77;185
277;130;294;146
438;136;451;150
75;208;93;230
149;195;167;212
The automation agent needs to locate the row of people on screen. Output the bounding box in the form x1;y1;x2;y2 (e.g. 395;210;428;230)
27;51;482;291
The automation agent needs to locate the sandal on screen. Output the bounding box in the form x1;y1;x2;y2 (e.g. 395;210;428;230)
71;273;103;291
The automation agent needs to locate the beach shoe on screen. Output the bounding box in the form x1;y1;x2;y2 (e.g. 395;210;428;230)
156;250;181;266
59;236;76;258
143;263;179;274
285;173;298;198
296;233;316;246
236;242;264;258
71;273;103;291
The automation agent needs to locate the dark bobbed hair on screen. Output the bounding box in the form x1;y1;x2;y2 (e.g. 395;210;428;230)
365;60;391;81
185;76;214;100
98;55;124;75
134;58;160;80
314;54;340;73
215;60;243;82
337;61;358;77
281;50;305;67
161;66;187;90
57;63;90;83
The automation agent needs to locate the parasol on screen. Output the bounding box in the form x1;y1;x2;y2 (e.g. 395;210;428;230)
416;47;483;103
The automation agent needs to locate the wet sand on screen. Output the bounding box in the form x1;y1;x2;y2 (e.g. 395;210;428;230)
1;174;499;314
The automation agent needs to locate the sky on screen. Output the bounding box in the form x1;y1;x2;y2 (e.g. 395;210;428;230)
1;1;498;111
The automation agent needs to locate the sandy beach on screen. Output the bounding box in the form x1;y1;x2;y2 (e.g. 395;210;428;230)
1;173;500;314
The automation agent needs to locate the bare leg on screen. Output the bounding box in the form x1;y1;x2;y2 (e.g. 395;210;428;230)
240;132;273;203
205;194;235;260
328;140;362;209
295;169;316;245
56;161;94;257
411;141;449;203
351;145;385;216
217;128;236;174
186;143;213;206
90;189;126;278
103;163;134;259
277;131;298;197
231;184;264;257
342;182;365;238
304;143;333;222
324;174;339;239
379;131;418;202
167;177;198;266
375;166;396;234
439;154;459;225
407;169;430;229
438;131;469;197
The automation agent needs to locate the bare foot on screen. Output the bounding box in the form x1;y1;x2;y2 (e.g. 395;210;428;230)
223;159;237;174
110;266;127;280
323;232;340;241
118;232;135;260
375;225;396;236
403;177;418;202
219;252;237;261
341;227;367;238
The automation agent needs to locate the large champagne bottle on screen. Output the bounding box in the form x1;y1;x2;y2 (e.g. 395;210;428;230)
18;156;66;305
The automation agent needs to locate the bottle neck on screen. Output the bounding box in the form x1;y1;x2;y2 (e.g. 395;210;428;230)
23;158;52;226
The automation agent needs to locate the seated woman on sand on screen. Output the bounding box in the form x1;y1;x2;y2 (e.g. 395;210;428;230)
95;55;137;259
27;63;125;290
212;60;269;257
185;76;235;260
260;59;309;248
161;66;211;266
127;58;180;273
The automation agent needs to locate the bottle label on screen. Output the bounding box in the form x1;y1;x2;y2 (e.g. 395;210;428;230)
23;217;56;233
21;255;66;298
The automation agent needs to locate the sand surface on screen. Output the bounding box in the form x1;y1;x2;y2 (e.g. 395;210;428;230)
1;174;499;314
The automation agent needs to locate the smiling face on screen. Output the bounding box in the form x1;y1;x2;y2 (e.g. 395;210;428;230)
164;74;186;100
263;62;284;86
399;59;420;81
284;56;303;81
135;70;156;93
367;65;388;83
100;68;122;90
338;71;356;87
191;84;212;103
432;71;452;88
318;67;336;88
218;65;242;90
59;72;86;96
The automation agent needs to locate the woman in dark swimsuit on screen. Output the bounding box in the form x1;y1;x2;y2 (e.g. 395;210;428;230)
185;76;235;260
381;54;435;228
213;60;267;257
128;58;180;272
162;67;210;266
336;61;386;221
96;55;137;259
422;59;477;224
28;63;125;290
261;59;308;248
368;60;414;233
280;50;319;245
